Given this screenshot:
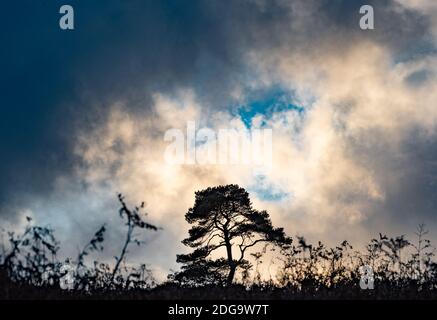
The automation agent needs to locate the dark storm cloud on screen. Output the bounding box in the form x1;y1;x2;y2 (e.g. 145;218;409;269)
0;0;435;221
362;130;437;233
0;0;244;216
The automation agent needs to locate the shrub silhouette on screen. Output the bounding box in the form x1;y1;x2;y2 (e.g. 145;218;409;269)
110;194;158;286
2;217;60;287
0;194;159;294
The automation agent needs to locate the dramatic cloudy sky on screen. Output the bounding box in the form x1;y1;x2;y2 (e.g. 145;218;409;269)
1;0;437;280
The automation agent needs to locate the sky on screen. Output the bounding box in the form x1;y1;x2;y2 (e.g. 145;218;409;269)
1;0;437;281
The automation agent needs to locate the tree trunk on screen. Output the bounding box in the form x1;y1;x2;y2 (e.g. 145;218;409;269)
227;264;236;285
224;228;235;285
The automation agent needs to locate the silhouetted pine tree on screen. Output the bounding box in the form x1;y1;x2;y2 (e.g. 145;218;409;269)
175;184;292;285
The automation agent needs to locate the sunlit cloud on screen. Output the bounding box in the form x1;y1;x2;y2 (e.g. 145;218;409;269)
2;1;437;280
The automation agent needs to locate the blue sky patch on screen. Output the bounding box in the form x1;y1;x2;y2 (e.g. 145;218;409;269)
249;175;290;202
233;88;305;128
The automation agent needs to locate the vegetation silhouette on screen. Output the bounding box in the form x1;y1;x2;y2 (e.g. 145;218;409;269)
0;185;436;299
0;194;158;295
172;184;291;286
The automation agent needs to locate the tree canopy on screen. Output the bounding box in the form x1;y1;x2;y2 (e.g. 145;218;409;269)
175;184;292;285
